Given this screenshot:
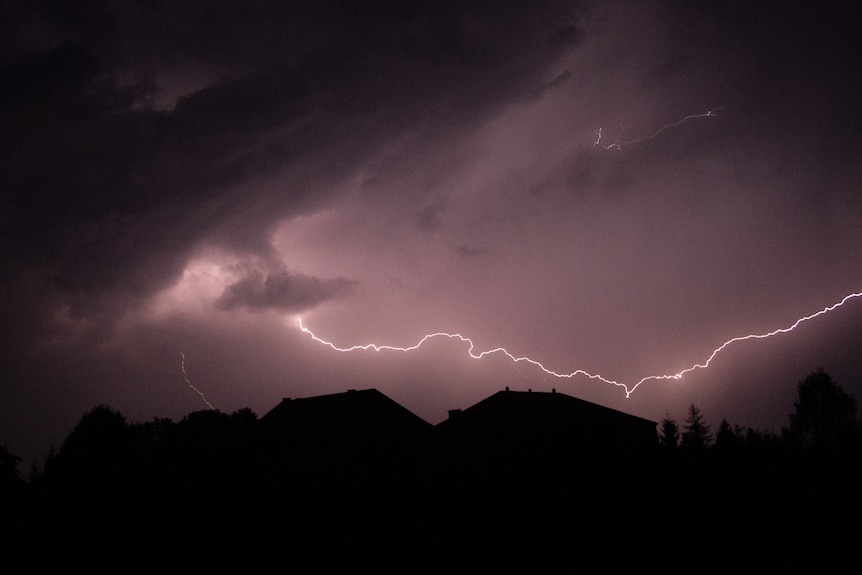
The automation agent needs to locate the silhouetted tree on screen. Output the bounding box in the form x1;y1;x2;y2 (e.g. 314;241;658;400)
230;407;259;441
658;416;679;449
786;369;859;452
171;409;232;465
0;443;23;488
124;416;177;487
131;416;176;451
43;404;135;491
27;460;42;485
680;404;712;450
743;427;781;449
714;419;739;451
164;408;260;492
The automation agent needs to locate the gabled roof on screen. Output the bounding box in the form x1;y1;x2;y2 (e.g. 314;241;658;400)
259;388;433;444
258;389;435;482
440;387;656;423
435;387;657;450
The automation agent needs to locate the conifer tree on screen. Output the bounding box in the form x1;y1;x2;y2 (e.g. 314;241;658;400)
787;369;859;451
659;415;679;449
681;404;712;449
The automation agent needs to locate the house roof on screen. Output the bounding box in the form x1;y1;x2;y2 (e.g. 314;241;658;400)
439;387;657;427
435;387;658;450
259;387;433;441
256;387;659;485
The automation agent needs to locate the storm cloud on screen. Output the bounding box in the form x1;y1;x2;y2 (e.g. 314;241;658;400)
2;1;861;471
216;267;356;312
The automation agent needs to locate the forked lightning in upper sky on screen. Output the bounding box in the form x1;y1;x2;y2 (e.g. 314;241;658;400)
593;108;722;152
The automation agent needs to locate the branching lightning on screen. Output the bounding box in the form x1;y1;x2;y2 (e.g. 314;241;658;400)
593;108;722;152
180;352;215;410
298;291;862;397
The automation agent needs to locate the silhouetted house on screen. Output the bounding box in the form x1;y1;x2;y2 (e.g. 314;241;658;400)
256;386;659;498
258;388;434;485
432;388;658;476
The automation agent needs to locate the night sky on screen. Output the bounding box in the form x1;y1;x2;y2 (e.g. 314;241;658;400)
2;0;861;470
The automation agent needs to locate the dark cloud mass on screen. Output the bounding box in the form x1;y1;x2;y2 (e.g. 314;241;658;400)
1;1;861;471
216;267;356;312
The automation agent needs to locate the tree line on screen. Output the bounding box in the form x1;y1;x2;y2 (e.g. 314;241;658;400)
4;367;859;559
657;368;860;453
1;368;860;500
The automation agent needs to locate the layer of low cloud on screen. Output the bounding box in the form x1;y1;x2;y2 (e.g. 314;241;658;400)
217;266;356;313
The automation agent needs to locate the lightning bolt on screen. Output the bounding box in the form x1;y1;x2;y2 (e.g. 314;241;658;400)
180;352;215;410
594;107;722;152
298;290;862;397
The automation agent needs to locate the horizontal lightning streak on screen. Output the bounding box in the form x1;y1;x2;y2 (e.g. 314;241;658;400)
298;291;862;397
